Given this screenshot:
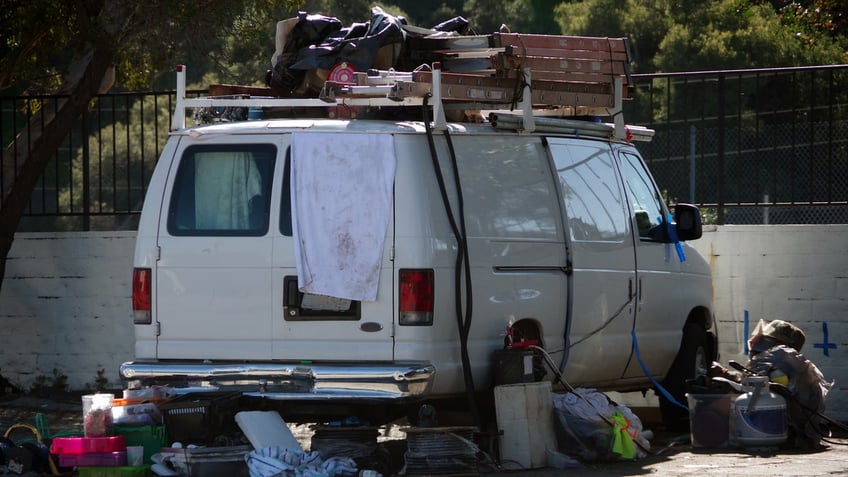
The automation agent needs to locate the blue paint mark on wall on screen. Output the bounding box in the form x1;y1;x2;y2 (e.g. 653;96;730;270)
743;310;749;355
813;322;837;357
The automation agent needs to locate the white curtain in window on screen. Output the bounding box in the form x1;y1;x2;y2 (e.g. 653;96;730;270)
194;152;263;230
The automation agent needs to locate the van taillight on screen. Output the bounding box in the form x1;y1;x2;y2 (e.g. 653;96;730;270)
132;268;152;324
399;269;434;326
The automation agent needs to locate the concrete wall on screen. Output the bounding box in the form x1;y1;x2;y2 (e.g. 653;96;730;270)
0;232;136;392
1;226;845;420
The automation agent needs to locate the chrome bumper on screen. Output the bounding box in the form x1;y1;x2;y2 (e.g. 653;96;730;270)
119;361;435;401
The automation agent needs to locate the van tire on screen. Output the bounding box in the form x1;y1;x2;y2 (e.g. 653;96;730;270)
659;323;708;431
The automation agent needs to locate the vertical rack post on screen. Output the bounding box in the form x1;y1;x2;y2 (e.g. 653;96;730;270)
432;63;447;130
612;76;625;140
519;67;535;133
171;65;187;131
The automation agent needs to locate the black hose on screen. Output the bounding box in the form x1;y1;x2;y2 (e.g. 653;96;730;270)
422;95;480;429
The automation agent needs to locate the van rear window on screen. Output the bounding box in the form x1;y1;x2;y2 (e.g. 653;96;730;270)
167;144;276;236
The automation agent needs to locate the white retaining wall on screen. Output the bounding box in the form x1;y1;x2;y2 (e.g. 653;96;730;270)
0;226;846;419
0;232;136;392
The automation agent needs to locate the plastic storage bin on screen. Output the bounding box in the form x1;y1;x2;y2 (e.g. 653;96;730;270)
113;425;167;464
686;393;733;449
77;465;152;477
159;445;250;477
57;451;127;467
157;392;241;444
50;436;127;455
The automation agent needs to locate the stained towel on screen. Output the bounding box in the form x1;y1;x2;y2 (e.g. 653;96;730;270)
291;132;396;301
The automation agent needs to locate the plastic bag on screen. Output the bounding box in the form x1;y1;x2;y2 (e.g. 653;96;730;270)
552;389;649;462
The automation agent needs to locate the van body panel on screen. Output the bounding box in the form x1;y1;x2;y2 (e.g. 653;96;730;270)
133;137;182;360
392;133;567;394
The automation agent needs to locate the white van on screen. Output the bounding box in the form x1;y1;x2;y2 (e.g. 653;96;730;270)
121;55;715;427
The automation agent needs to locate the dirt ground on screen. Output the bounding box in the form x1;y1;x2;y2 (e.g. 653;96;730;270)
4;391;848;477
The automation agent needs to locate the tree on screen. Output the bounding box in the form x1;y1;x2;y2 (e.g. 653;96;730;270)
554;0;847;73
0;0;297;293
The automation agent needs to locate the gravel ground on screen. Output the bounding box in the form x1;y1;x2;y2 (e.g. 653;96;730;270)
0;393;85;439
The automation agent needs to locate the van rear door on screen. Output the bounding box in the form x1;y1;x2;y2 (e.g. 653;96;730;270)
270;135;395;361
154;137;277;359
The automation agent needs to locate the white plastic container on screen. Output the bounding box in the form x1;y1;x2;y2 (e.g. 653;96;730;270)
730;376;787;449
82;393;114;437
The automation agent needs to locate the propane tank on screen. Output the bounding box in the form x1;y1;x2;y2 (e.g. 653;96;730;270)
730;375;787;449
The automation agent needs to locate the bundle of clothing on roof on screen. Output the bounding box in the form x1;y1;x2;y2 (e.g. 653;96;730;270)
267;6;471;97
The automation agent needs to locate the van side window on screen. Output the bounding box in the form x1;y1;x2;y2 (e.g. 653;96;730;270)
280;147;292;236
619;151;665;240
458;137;559;239
550;141;628;241
168;144;276;236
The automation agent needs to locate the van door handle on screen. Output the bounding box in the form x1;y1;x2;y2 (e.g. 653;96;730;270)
638;277;643;302
628;278;633;300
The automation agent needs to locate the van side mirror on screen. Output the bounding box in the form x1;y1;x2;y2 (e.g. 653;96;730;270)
674;203;703;241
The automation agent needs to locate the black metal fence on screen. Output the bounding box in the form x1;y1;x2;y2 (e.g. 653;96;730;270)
2;65;847;231
1;92;178;231
625;65;848;224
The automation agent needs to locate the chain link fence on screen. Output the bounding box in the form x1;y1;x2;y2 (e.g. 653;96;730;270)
2;66;848;230
626;65;848;224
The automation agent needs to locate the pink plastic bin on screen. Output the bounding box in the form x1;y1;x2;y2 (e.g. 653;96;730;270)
50;436;127;455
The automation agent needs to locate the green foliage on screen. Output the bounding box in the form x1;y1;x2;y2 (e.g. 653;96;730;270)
2;0;303;94
554;0;847;73
462;0;532;33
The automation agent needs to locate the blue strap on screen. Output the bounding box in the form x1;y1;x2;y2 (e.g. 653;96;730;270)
631;328;688;410
666;213;686;262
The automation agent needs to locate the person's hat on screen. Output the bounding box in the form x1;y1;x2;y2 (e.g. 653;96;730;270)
748;319;806;354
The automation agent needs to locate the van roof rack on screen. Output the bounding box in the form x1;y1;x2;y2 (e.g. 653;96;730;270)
171;32;653;142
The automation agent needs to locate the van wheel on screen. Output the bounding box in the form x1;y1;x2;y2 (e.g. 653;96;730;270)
659;323;709;432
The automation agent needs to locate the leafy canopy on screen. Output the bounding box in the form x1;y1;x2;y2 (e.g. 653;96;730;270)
554;0;847;72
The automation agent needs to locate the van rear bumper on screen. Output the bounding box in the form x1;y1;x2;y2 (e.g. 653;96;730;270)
119;360;435;401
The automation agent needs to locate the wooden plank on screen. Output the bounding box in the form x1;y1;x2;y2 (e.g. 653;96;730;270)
412;71;614;96
504;45;629;62
494;53;628;77
492;33;630;56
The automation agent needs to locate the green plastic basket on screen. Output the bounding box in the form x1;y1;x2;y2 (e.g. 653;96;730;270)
112;425;167;464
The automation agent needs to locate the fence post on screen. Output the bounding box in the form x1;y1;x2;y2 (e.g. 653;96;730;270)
716;74;726;225
81;108;90;231
689;125;696;204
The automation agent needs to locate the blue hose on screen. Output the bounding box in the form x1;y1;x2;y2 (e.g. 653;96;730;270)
631;328;689;410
